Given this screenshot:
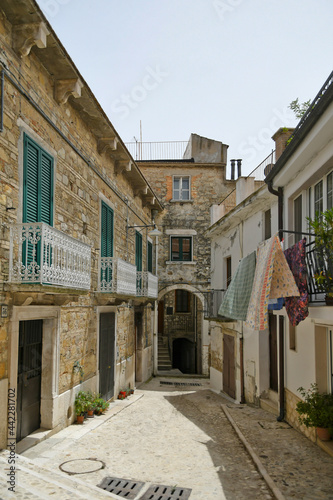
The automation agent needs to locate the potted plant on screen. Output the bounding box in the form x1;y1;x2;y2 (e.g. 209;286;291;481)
74;391;88;424
94;397;109;414
296;384;333;441
307;207;333;304
85;391;96;417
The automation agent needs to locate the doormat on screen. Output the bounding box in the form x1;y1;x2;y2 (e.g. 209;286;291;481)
160;381;202;387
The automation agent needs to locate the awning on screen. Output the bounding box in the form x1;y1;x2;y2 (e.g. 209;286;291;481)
246;235;300;330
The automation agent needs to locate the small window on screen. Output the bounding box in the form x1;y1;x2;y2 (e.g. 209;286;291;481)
226;256;232;288
173;176;190;201
294;195;302;242
264;209;271;240
171;236;192;261
175;290;190;313
314;180;323;215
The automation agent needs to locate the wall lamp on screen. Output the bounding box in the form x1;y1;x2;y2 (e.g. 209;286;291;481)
127;223;162;238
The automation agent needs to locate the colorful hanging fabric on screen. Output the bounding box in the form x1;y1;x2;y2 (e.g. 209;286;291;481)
218;251;256;320
284;238;309;326
246;235;300;330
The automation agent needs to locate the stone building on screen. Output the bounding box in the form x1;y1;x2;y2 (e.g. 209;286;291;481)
0;0;161;449
137;134;235;375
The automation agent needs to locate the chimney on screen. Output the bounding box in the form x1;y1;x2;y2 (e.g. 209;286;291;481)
230;159;235;180
237;159;242;178
272;128;295;161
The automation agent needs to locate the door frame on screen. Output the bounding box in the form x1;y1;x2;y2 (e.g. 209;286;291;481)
96;306;117;399
8;306;60;438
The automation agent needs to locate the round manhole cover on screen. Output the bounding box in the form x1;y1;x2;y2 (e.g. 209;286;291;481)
59;458;106;475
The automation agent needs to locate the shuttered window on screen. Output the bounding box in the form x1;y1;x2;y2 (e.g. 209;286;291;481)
23;134;53;225
171;237;192;261
101;202;114;258
147;240;153;273
136;231;143;271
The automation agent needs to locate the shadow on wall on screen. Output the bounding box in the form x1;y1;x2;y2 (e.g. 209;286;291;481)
172;338;196;374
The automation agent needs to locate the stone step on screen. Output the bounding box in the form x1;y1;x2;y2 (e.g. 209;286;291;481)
0;450;122;499
259;397;279;416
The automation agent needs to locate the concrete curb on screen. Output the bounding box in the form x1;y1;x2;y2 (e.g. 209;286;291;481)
221;404;286;500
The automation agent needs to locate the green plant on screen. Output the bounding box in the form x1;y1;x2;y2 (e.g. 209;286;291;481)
307;207;333;295
289;98;311;119
296;384;333;429
74;391;89;416
85;391;97;411
94;397;109;413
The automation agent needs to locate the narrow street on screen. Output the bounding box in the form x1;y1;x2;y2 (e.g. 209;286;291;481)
2;376;332;500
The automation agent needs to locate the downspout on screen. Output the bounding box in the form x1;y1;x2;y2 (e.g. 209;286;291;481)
0;70;4;132
267;181;285;421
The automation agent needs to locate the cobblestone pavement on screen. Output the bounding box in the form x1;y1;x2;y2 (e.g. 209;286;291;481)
6;376;333;500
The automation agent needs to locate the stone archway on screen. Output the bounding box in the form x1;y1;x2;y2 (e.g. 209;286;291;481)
157;285;209;375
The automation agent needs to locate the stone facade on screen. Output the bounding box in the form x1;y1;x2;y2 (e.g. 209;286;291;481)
139;135;235;375
0;0;161;449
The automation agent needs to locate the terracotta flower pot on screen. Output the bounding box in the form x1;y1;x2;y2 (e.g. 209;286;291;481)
76;414;85;424
87;409;94;417
316;427;331;441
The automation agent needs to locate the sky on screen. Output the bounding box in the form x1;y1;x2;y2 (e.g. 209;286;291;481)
37;0;333;176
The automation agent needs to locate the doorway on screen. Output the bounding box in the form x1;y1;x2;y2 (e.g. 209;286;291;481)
269;314;278;392
223;334;236;399
17;320;43;442
99;312;115;401
135;311;143;382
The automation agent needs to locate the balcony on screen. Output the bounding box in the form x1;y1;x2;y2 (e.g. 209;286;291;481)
305;240;332;304
99;257;137;296
9;223;91;289
136;271;158;298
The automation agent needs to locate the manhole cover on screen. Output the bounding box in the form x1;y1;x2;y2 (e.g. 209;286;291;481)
160;381;201;387
140;484;192;499
59;458;105;475
98;477;145;498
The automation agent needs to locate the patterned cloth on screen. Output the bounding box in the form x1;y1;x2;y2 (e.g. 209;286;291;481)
246;235;300;330
284;238;309;326
218;251;256;320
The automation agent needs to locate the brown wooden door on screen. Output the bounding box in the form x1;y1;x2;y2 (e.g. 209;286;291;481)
17;320;43;442
269;314;278;392
223;334;236;399
99;313;115;401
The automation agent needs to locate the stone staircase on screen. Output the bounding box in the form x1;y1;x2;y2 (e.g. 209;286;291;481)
158;336;172;371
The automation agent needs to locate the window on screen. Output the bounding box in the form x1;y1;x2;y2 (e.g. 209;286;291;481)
314;180;323;215
173;176;190;201
147;240;153;273
171;237;192;261
175;290;190;313
294;195;302;242
101;202;114;258
264;209;271;240
327;172;333;210
135;231;143;271
23;134;53;225
226;257;232;288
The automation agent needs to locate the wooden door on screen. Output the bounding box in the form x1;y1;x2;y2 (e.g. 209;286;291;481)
17;320;43;442
223;334;236;399
99;313;115;401
269;314;278;392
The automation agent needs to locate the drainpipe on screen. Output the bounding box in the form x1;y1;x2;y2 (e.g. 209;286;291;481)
0;70;4;132
267;181;285;421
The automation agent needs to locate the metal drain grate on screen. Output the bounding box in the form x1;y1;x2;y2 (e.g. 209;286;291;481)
97;477;145;498
160;381;202;387
140;484;192;499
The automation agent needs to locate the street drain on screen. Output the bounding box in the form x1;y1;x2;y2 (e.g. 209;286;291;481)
140;484;192;499
160;381;202;387
59;458;105;475
97;476;145;499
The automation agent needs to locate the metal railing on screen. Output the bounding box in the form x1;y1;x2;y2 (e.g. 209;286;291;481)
305;240;333;303
204;289;226;319
99;257;137;295
125;141;189;161
9;223;91;289
136;271;158;298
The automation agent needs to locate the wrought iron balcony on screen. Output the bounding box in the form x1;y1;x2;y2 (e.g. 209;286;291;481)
9;223;91;289
136;271;158;298
305;240;333;303
99;257;137;295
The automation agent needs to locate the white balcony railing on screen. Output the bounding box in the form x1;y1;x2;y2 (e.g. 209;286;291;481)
99;257;137;296
137;271;158;298
9;223;91;289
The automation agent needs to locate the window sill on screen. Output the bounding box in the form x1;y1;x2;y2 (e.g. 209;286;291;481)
170;199;194;204
166;261;196;265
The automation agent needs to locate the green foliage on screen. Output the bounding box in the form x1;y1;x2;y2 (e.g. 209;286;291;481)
74;391;89;416
289;98;311;119
74;391;109;415
307;207;333;294
296;384;333;429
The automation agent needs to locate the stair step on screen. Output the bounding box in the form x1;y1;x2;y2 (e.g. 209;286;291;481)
260;397;279;416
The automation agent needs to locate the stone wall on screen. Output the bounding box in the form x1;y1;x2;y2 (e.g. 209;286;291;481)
285;388;316;443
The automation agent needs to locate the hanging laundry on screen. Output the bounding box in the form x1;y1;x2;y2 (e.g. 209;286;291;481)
246;235;299;330
218;251;256;321
284;238;309;326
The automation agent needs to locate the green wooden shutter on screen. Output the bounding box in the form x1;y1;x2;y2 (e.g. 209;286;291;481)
135;231;142;271
101;202;113;258
147;241;153;273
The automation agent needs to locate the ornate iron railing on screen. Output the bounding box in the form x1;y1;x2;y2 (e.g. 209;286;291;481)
9;223;91;289
99;257;137;295
305;240;333;303
136;271;158;298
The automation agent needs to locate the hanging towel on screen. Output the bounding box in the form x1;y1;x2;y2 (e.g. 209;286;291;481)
246;235;300;330
284;238;309;326
268;297;284;310
218;251;256;320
